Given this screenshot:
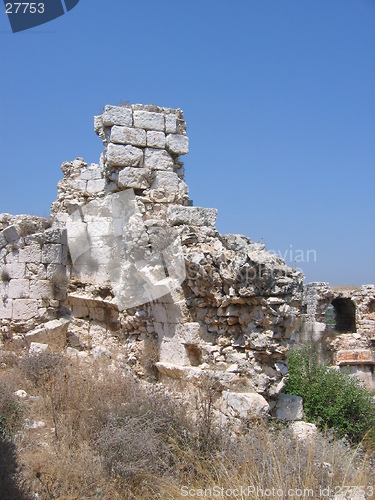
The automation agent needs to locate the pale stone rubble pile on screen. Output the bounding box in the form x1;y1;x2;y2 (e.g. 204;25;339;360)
3;103;372;423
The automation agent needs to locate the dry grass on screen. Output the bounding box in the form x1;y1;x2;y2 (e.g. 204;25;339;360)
0;352;373;499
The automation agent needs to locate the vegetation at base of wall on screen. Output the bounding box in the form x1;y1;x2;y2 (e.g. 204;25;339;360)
0;353;374;499
284;347;375;444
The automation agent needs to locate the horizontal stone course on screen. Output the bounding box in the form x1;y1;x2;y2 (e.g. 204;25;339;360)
110;126;146;147
167;206;218;227
133;110;164;131
8;279;30;299
13;298;38;320
102;105;132;127
144;148;174;170
166;134;189;155
107;143;143;168
146;131;165;149
118;167;151;189
18;244;41;263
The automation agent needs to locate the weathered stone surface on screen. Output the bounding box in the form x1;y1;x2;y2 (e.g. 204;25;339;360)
106;143;143;168
221;391;270;419
42;244;66;264
0;299;12;319
29;342;49;355
337;349;374;365
80;166;103;181
133;110;164;131
150;171;180;199
8;279;30;299
144;148;174;170
3;225;19;243
87;179;106;193
118;167;151;189
167;206;218;227
166;134;189;155
25;317;69;349
275;394;303;421
146;131;166;149
290;421;318;445
4;263;25;279
13;299;38;320
110;126;146;147
165;114;177;133
18;245;41;263
102;105;132;127
29;280;53;300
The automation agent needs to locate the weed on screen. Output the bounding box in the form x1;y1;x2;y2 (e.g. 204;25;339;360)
0;269;10;283
284;347;375;443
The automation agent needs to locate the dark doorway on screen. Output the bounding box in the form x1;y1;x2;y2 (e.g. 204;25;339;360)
331;298;356;332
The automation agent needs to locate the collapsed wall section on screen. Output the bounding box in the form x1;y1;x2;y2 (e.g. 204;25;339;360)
0;214;69;349
1;103;308;418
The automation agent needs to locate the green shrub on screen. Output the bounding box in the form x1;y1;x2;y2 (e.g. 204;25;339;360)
284;347;375;443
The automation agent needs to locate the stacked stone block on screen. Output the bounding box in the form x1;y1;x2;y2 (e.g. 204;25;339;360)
0;217;68;333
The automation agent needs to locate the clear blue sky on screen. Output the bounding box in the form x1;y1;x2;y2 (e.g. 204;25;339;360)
1;0;374;285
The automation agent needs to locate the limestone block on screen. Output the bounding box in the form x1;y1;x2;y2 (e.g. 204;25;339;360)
166;134;189;155
42;244;66;264
146;131;165;149
159;338;189;365
3;225;19;243
152;170;179;191
13;299;38;320
167;206;218;227
290;421;317;445
87;179;106;193
8;279;30;299
29;342;49;355
18;244;41;263
70;179;87;191
221;392;270;419
29;280;53;300
165;114;177;134
118;167;151;189
107;143;143;168
80;166;103;180
0;299;12;319
110;126;146;147
44;228;67;245
5;263;26;279
94;115;103;135
25;263;47;280
144;149;174;170
0;232;7;249
102;105;132;127
133;110;164;131
25;317;69;349
275;394;303;421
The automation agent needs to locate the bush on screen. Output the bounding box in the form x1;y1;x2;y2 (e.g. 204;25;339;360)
284;347;375;443
0;383;23;437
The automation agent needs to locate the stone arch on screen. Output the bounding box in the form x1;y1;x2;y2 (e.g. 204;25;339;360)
331;297;357;332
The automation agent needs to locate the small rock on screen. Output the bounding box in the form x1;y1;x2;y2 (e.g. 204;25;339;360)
14;390;27;399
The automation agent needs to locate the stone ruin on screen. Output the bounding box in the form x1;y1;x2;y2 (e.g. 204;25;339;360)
0;103;373;421
300;283;375;389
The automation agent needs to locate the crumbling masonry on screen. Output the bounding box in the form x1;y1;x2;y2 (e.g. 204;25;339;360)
0;104;373;420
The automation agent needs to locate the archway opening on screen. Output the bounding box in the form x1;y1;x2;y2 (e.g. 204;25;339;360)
330;298;356;332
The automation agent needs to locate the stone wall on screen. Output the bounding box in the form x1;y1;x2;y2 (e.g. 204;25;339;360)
0;103;342;421
300;282;375;389
0;214;69;348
